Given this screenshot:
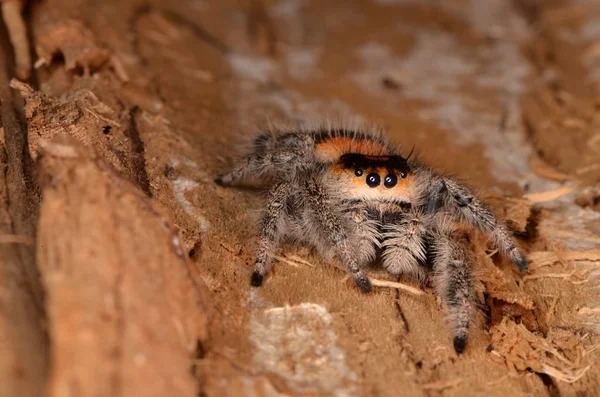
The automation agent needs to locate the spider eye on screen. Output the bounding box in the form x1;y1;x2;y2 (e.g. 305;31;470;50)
384;174;397;188
400;171;407;178
354;168;363;177
366;173;380;187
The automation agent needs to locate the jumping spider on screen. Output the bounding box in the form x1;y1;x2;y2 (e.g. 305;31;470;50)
216;125;528;354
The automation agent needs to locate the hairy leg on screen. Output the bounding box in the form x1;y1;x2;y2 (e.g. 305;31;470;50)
251;181;289;286
426;177;527;273
381;209;427;280
431;230;476;354
344;205;381;269
303;180;372;293
215;132;310;186
215;156;257;186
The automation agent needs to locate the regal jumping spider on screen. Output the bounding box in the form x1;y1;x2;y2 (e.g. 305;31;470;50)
216;124;528;354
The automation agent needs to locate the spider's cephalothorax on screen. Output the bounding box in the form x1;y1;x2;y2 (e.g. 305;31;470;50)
216;125;528;354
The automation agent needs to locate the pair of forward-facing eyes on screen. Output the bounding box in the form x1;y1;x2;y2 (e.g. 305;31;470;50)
352;168;407;188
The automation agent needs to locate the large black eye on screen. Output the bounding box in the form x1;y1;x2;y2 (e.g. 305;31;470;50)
354;168;363;177
366;173;380;187
384;174;397;188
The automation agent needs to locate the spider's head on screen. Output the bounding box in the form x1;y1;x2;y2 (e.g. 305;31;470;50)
329;153;413;204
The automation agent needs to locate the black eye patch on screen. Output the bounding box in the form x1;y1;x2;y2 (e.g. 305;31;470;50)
339;153;410;176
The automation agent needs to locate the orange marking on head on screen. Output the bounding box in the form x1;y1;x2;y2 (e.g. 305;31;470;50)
351;177;364;187
343;173;414;201
315;137;390;162
331;162;414;201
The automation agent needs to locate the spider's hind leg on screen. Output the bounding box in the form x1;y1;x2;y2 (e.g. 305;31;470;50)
215;133;272;186
216;132;311;186
428;177;528;273
431;229;477;354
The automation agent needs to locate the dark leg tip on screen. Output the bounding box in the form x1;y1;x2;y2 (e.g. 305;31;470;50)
354;273;372;293
214;175;225;185
453;335;467;354
513;256;529;274
250;271;264;287
456;196;472;207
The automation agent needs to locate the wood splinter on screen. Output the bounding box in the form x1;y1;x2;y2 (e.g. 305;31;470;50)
1;0;31;80
370;278;425;296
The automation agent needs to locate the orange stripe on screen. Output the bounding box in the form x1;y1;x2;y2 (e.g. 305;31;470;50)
315;137;390;162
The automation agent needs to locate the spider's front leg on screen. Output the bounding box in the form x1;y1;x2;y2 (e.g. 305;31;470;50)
431;230;476;354
428;177;528;273
381;209;428;280
250;181;289;286
303;180;372;293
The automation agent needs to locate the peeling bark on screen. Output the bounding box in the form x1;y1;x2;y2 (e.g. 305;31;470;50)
0;10;47;397
37;137;210;397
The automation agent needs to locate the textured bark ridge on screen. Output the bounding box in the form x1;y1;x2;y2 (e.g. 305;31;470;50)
37;137;209;397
